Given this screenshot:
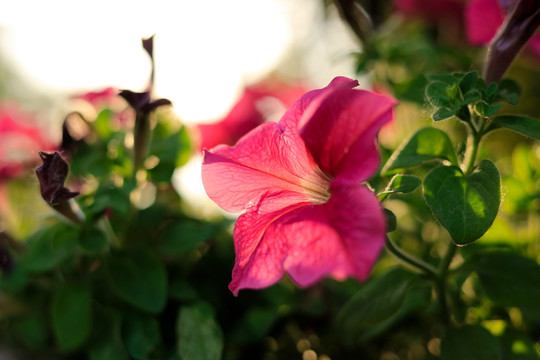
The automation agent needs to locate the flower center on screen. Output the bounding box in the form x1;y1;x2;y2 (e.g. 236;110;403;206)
300;168;332;204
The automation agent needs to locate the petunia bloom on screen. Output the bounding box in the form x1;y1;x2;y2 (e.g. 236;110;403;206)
202;77;397;295
197;79;307;151
0;103;57;180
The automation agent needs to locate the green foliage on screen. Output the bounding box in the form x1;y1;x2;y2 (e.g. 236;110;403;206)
423;160;501;245
51;283;92;351
464;252;540;307
177;303;224;360
383;127;458;172
378;174;421;201
440;325;502;360
108;251;167;313
337;268;431;344
492;115;540;140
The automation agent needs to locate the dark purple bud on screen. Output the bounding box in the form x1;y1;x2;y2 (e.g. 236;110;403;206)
483;0;540;84
119;90;152;112
142;35;154;61
142;35;155;92
35;152;79;206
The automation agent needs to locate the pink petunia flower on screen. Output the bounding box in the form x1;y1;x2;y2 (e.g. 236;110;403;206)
202;77;397;295
465;0;540;57
0;103;57;181
197;79;307;151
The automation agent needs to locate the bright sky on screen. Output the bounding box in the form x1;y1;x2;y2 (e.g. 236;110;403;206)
0;0;357;123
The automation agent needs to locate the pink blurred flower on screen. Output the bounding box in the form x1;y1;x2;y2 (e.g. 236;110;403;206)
197;79;307;150
0;103;57;181
465;0;540;56
202;77;397;295
74;87;119;107
395;0;464;23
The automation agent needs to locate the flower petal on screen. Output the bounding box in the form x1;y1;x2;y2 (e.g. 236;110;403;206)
280;76;359;130
202;122;323;213
299;88;396;183
229;184;385;295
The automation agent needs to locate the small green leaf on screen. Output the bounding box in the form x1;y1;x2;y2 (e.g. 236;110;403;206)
441;325;501;360
497;78;520;105
433;107;457;121
492;115;540;140
122;314;161;360
426;81;451;107
459;70;478;95
88;307;129;360
464;252;540;307
383;208;397;233
51;283;92;351
337;268;419;338
378;174;421;201
79;227;107;253
426;73;455;85
108;251;167;313
423;160;501;245
95;109;113;138
158;220;217;255
21;224;78;272
177;303;224;360
383;127;458;172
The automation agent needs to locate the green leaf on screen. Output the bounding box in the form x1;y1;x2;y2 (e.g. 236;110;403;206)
433;107;457;121
459;70;478;95
378;174;421;201
158;220;217;255
87;187;131;218
426;81;451;108
108;251;167;313
177;303;224;360
497;78;520;105
21;224;78;272
12;315;47;349
441;325;501;360
337;268;427;344
492;115;540;140
51;283;92;351
426;73;455;85
465;252;540;307
122;314;161;360
88;307;129;360
95;109;113;138
423;160;501;245
383;127;458;172
384;208;397;233
79;227;107;253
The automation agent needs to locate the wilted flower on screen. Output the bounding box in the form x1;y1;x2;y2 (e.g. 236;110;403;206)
35;152;79;206
202;77;397;295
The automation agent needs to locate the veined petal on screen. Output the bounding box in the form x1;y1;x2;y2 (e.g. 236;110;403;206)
299;89;396;183
202;122;325;213
229;184;385;296
280;77;359;130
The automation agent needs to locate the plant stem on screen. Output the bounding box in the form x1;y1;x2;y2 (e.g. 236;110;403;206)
463;122;482;175
435;242;457;327
385;236;437;277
